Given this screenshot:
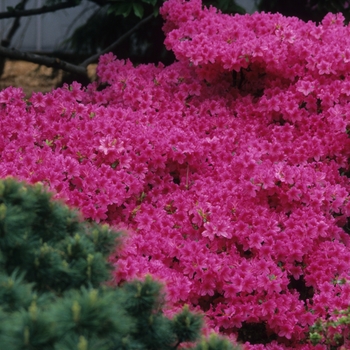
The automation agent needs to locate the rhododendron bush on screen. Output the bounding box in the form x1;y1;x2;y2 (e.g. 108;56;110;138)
1;0;350;348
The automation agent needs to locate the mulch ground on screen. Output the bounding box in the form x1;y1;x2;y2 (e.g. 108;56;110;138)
0;59;97;98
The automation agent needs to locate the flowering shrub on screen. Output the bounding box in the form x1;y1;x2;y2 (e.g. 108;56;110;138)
309;303;350;348
1;0;350;349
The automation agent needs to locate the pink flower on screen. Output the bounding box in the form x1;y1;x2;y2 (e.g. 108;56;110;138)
260;299;276;317
278;320;294;339
30;92;46;108
98;135;124;155
296;80;314;96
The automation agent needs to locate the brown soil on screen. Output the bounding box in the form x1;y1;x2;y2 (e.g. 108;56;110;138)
0;59;97;98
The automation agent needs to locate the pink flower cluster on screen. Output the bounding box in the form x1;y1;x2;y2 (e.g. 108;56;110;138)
1;1;350;348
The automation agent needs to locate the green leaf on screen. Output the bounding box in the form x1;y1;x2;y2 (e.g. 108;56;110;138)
216;0;246;14
153;6;159;17
107;3;133;17
142;0;158;5
133;2;144;18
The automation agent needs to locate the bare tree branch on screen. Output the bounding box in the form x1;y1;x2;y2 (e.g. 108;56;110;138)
1;0;29;47
0;10;156;81
0;0;80;19
0;46;87;76
80;12;154;67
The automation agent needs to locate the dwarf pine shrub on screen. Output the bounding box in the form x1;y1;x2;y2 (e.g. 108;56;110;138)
0;177;241;350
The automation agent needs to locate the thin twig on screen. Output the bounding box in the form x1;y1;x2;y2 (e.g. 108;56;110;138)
80;13;154;67
0;10;156;78
0;0;79;19
1;0;29;47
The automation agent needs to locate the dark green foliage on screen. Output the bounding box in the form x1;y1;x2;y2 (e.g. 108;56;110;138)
62;1;175;66
121;276;177;350
172;305;203;343
237;322;277;345
0;178;241;350
62;0;245;67
0;178;117;293
203;0;246;14
258;0;350;24
193;333;242;350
